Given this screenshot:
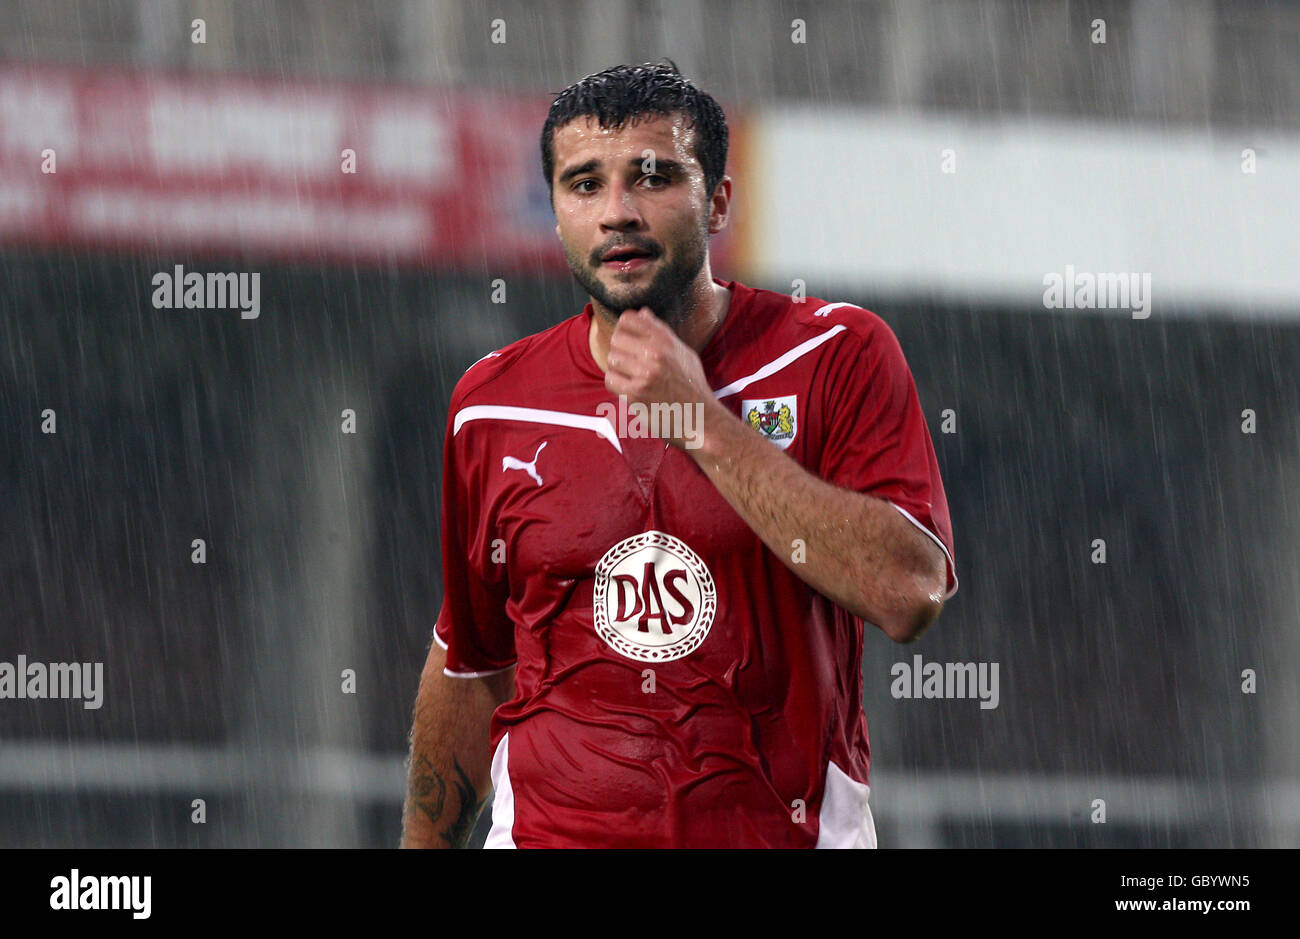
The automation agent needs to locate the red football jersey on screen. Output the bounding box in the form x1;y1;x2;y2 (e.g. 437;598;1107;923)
433;278;957;848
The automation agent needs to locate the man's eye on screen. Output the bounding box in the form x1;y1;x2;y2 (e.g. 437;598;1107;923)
572;175;666;193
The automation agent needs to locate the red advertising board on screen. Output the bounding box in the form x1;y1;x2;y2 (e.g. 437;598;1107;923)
0;63;735;272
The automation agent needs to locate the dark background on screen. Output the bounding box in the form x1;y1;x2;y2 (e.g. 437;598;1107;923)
3;249;1294;846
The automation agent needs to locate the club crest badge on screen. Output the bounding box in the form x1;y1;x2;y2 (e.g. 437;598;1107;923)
742;395;797;450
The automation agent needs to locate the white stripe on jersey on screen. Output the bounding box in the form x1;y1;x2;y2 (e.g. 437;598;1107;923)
712;324;848;399
889;501;960;600
453;319;856;448
811;301;856;318
454;404;624;453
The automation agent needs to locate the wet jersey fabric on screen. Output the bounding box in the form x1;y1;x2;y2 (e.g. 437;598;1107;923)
433;278;957;848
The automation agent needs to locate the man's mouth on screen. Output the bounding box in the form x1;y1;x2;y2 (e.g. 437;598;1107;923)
601;247;656;270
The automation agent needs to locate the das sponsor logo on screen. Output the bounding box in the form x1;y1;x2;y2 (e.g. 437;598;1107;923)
592;530;716;662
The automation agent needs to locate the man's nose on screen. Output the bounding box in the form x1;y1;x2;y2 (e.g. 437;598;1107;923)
599;180;644;230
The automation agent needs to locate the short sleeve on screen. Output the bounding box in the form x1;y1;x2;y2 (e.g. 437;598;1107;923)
433;396;517;676
817;320;958;599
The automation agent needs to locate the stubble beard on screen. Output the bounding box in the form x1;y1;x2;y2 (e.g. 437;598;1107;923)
568;217;709;330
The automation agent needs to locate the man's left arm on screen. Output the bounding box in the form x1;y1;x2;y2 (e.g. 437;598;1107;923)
605;308;948;643
690;397;947;642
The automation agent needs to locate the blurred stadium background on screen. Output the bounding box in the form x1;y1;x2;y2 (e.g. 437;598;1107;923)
1;0;1297;847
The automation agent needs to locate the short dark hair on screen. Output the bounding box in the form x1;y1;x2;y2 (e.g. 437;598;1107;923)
540;59;729;205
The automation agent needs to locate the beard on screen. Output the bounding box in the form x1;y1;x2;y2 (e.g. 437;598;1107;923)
565;216;709;330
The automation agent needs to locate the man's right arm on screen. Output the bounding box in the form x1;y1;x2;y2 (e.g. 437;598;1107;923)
400;639;515;848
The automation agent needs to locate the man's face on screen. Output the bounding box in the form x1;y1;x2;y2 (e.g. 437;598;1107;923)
550;112;719;327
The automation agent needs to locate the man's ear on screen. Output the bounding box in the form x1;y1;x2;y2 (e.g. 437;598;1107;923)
708;176;733;235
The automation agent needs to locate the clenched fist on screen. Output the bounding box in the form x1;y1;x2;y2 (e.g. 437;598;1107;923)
604;308;720;450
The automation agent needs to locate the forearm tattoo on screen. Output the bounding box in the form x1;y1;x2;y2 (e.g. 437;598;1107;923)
408;754;486;848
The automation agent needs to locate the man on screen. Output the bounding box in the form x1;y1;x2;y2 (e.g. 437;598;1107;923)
401;61;957;848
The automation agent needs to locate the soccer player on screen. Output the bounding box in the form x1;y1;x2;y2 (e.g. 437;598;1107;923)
401;61;957;848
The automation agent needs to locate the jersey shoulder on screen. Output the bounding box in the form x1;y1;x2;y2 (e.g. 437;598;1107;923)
448;314;581;410
742;282;895;355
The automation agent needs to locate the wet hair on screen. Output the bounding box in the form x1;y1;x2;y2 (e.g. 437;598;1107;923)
540;59;729;204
